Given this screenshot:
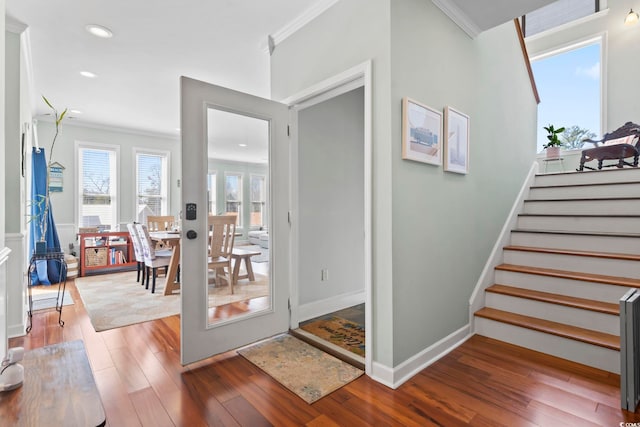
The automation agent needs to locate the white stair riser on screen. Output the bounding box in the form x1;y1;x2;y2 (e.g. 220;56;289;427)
517;215;640;234
529;184;640;200
474;317;619;373
534;169;640;187
485;293;619;335
523;199;640;215
503;250;639;278
495;269;630;303
510;232;640;254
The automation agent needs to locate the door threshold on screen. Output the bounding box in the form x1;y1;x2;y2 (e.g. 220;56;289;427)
290;328;365;371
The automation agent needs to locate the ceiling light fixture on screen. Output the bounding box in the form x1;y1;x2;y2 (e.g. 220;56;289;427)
86;24;113;38
80;71;97;78
239;143;248;147
70;109;83;115
625;9;639;25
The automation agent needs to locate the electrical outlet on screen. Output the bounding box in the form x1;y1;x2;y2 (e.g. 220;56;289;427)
321;269;329;281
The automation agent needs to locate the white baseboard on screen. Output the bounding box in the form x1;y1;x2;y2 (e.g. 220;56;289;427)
370;324;471;389
297;290;365;323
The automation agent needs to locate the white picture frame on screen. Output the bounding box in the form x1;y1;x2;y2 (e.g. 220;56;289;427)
444;106;470;174
402;97;443;166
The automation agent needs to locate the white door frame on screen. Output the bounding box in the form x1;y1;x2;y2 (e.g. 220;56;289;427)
281;60;373;375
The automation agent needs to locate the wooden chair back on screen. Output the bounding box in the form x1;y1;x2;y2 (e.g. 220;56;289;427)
208;215;237;259
147;215;176;232
584;122;640;147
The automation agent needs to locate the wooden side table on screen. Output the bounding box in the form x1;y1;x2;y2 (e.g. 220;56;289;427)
231;247;262;282
0;340;106;426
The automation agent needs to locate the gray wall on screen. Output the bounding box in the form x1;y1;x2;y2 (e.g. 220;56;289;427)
5;31;19;234
272;0;538;368
271;0;395;366
298;87;364;305
389;0;537;364
1;0;7;355
35;121;181;249
527;0;640;135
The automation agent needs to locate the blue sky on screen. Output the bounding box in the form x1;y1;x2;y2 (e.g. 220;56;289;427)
532;42;601;151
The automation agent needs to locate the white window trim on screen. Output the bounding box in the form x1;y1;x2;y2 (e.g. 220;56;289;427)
208;171;217;215
249;174;266;229
530;32;608;151
224;171;243;229
133;147;171;218
75;140;121;229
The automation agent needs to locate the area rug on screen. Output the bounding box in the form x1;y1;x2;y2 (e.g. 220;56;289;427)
237;334;364;404
300;316;365;357
31;287;74;311
74;272;180;332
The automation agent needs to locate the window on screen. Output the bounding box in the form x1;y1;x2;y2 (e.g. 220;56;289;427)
250;175;266;227
77;144;119;230
135;149;169;222
531;38;603;153
208;172;217;214
523;0;602;37
225;173;242;227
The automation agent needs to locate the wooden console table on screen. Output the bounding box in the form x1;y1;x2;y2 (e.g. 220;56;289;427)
0;340;106;426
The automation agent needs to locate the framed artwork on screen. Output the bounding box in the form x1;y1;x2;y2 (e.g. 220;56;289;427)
402;97;443;165
444;106;470;174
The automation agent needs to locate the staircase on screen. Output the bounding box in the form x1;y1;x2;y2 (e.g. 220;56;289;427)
474;168;640;374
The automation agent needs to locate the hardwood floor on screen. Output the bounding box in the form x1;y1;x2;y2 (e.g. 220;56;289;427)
9;278;640;426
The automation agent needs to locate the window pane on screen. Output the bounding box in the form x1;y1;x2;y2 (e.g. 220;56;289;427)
79;147;116;229
136;151;168;222
532;42;601;152
524;0;596;37
250;175;265;227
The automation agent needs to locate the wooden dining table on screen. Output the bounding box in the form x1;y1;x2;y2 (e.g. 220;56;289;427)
149;231;181;296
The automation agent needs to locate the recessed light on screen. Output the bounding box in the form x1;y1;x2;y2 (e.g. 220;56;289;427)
70;109;83;115
80;71;97;78
86;24;113;38
175;127;181;132
239;143;248;147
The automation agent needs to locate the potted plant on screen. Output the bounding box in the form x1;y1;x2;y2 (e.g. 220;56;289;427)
543;124;565;159
31;96;67;254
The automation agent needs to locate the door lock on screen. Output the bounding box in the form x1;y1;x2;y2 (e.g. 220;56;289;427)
186;230;197;240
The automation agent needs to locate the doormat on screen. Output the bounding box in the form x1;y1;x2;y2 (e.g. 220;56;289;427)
237;334;363;404
300;316;365;357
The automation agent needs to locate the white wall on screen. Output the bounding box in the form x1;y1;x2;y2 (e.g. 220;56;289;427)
297;87;365;307
36;121;181;252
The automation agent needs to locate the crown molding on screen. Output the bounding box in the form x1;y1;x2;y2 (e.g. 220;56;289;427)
270;0;340;47
35;115;180;141
431;0;481;38
6;15;28;34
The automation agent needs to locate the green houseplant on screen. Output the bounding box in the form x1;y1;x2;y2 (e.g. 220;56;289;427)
543;124;565;158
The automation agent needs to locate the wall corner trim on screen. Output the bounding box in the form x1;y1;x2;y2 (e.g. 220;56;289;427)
6;16;28;34
431;0;480;38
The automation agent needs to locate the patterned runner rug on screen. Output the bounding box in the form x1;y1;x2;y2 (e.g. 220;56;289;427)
300;316;365;357
238;334;364;404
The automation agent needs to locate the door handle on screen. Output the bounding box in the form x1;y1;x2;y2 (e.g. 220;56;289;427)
186;230;197;240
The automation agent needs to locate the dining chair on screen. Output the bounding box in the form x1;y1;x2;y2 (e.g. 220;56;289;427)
208;215;237;293
126;223;146;285
136;223;173;293
147;215;176;232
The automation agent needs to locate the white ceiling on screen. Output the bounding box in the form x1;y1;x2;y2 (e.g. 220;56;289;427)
7;0;551;162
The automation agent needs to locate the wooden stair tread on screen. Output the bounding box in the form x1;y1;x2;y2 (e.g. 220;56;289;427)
496;263;640;287
504;245;640;261
487;284;619;315
530;180;640;189
475;307;620;351
524;197;640;202
518;213;640;218
512;229;640;238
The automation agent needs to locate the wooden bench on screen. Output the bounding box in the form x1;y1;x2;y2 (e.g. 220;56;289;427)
577;121;640;171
